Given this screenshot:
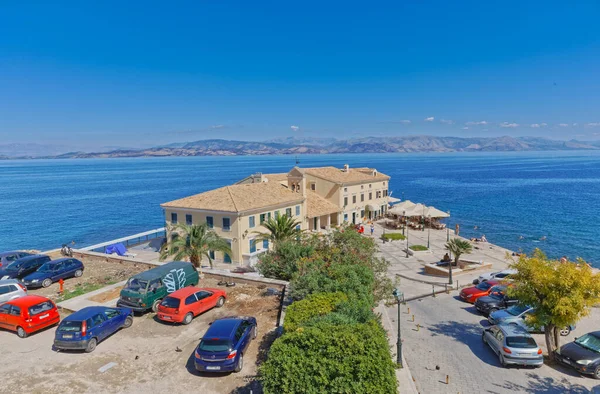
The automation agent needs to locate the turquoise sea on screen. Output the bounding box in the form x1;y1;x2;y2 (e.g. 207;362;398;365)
1;152;600;266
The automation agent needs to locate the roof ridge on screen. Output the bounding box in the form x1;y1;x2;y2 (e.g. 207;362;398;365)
226;186;239;212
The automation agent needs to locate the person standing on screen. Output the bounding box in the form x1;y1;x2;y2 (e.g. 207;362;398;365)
370;223;375;236
455;223;460;236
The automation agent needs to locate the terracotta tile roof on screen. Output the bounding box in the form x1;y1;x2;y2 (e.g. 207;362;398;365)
162;182;303;213
306;190;341;218
263;173;289;185
304;166;389;184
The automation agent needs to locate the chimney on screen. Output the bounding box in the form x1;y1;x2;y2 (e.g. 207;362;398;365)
343;164;350;172
372;169;378;177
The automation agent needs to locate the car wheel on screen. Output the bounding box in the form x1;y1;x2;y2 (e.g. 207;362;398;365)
594;366;600;380
216;296;225;308
559;327;571;336
74;269;83;278
123;316;133;329
152;299;161;313
498;353;506;368
16;326;27;338
85;338;97;353
183;312;193;325
234;354;244;373
42;278;52;288
252;326;257;340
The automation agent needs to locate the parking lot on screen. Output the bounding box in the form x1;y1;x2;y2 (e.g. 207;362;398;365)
388;292;600;394
1;280;280;394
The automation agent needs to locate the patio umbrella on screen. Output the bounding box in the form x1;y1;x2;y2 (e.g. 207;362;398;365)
403;203;427;217
389;200;416;215
424;206;450;218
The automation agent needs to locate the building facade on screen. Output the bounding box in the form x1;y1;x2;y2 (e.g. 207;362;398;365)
161;164;390;265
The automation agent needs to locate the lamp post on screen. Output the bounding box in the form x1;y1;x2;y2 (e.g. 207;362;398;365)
392;288;404;367
405;211;409;258
448;256;454;285
427;215;431;249
422;206;425;232
446;211;450;242
402;210;406;236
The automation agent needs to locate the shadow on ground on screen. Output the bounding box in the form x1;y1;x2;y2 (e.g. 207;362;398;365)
489;372;599;394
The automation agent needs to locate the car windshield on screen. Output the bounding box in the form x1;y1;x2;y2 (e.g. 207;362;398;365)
489;288;505;299
5;261;24;271
198;339;232;352
575;334;600;353
506;305;529;316
161;296;180;308
58;321;82;332
38;263;55;273
506;336;537;348
476;282;492;291
125;278;148;293
29;301;54;316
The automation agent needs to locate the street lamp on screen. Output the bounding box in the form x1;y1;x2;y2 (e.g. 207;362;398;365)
402;210;406;236
427;214;431;249
446;210;450;242
405;211;409;258
392;288;404;368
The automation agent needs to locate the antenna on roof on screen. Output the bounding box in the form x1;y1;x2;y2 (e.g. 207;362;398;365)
295;155;300;166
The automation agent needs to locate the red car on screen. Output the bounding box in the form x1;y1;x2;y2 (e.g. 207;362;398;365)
459;280;500;303
157;287;226;325
0;295;60;338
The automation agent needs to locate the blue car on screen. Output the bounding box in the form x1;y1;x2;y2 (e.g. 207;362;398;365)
22;258;84;288
194;316;258;373
54;306;133;352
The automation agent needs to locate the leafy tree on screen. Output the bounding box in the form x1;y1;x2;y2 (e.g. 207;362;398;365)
444;238;473;284
256;240;315;281
284;292;348;332
253;215;302;249
508;249;600;360
160;223;232;272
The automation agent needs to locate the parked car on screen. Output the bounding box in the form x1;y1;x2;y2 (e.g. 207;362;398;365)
488;305;575;336
53;306;133;353
157;287;226;325
555;331;600;379
0;295;60;338
117;261;199;313
21;258;84;288
0;251;33;269
459;280;500;303
473;269;517;285
0;254;51;280
0;279;27;303
482;323;544;368
194;316;258;373
474;285;518;316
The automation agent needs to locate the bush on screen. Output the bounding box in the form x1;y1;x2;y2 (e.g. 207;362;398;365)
261;320;398;394
409;244;428;251
284;292;348;332
382;233;406;241
256;240;315;281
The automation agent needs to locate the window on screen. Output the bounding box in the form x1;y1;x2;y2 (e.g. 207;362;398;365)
0;285;10;295
344;187;348;192
296;225;301;230
361;210;365;218
249;216;255;228
267;212;272;220
9;305;20;316
185;294;197;305
263;239;269;249
344;197;348;206
186;214;193;225
352;195;356;204
343;214;348;222
361;194;364;202
0;304;11;314
286;208;292;217
260;213;266;224
361;185;364;189
313;217;318;229
250;240;257;253
171;212;178;224
369;192;372;200
104;308;121;319
274;211;279;219
91;313;106;327
223;217;231;231
206;216;214;228
149;279;163;291
296;205;300;216
195;291;211;300
384;190;388;197
369;184;372;188
209;250;215;260
29;301;54;316
311;183;316;191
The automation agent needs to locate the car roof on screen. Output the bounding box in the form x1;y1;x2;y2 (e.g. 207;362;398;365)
166;286;198;299
48;257;77;264
63;306;113;321
498;323;531;336
132;261;193;281
8;295;53;307
0;251;29;256
203;317;244;340
14;254;48;262
0;279;22;285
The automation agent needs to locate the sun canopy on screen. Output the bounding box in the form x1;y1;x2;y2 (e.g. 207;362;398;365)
403;203;428;217
389;200;416;215
388;196;401;204
424;206;450;218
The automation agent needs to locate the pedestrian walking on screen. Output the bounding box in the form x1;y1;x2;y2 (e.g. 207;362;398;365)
370;223;375;236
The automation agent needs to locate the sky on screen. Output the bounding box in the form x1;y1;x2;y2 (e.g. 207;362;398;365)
1;1;600;150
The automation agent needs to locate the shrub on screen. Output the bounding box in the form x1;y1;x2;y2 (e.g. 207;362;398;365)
261;320;398;394
409;244;428;251
256;240;315;281
382;233;406;241
284;292;348;332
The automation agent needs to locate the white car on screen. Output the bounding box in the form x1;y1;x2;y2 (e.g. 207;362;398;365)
473;269;517;284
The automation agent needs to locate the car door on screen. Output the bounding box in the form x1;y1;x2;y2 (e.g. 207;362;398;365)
0;303;11;329
6;305;22;331
493;330;505;354
90;313;108;340
103;308;122;333
51;263;64;281
184;294;199;315
194;291;212;314
0;285;11;303
238;321;252;353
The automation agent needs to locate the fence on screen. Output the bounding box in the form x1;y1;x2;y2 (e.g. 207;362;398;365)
80;227;166;253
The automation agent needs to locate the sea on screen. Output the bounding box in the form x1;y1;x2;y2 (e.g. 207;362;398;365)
2;151;600;266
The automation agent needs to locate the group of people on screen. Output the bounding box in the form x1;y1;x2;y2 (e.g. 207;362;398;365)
470;234;488;243
355;223;376;236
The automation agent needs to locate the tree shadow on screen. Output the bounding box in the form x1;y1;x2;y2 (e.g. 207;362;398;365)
229;329;280;394
489;372;597;394
427;320;499;367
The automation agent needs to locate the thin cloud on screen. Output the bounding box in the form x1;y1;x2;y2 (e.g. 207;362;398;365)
573;123;578;126
210;124;224;129
377;120;411;124
462;127;469;130
400;120;411;124
466;121;488;126
586;122;600;127
558;123;569;127
425;117;435;122
540;123;548;127
530;124;541;128
290;125;300;131
500;122;519;128
440;119;454;125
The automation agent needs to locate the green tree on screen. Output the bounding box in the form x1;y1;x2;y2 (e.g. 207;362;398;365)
256;240;315;281
444;238;473;284
509;249;600;360
160;223;232;272
252;215;302;250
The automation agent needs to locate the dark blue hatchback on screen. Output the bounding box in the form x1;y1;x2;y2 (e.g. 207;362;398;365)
22;258;84;288
54;306;133;352
194;316;257;373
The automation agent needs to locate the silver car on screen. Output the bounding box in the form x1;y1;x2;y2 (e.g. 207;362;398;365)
0;279;27;303
482;323;544;368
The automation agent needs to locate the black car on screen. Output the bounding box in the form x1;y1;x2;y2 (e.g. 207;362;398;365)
474;286;518;316
0;254;51;280
0;251;33;269
555;332;600;379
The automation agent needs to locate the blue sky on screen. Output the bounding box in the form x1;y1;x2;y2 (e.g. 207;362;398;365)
1;1;600;149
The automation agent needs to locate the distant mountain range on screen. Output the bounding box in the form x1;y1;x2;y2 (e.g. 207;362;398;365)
2;136;600;159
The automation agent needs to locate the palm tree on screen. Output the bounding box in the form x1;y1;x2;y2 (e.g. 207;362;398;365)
444;238;473;285
160;223;232;272
252;215;302;250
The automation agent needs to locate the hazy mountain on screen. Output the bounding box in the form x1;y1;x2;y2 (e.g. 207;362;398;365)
267;136;339;146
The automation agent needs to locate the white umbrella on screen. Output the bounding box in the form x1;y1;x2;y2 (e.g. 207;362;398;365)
403;203;427;217
389;200;416;215
424;206;450;218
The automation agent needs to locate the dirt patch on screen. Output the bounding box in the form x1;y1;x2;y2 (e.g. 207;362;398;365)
88;286;124;303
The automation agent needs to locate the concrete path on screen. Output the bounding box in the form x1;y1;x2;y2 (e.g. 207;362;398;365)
58;280;125;311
